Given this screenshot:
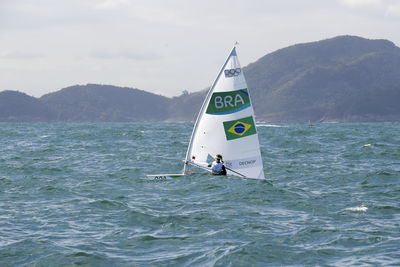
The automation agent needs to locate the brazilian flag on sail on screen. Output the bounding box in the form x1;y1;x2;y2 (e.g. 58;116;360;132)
223;116;257;141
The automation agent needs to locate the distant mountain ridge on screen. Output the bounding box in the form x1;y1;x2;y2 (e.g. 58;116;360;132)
40;84;170;122
0;90;56;122
244;35;400;121
1;35;400;122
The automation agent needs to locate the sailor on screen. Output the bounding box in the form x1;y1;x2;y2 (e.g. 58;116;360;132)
209;154;227;176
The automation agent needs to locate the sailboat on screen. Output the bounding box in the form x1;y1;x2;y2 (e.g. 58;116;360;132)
147;46;265;179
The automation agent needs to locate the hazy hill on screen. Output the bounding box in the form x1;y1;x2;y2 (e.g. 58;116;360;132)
167;89;208;121
165;36;400;122
244;35;400;121
0;90;56;122
1;35;400;122
40;84;171;122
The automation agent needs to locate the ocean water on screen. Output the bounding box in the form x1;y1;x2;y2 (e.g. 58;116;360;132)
0;122;399;266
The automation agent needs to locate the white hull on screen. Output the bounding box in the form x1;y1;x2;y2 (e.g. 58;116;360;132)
146;173;185;180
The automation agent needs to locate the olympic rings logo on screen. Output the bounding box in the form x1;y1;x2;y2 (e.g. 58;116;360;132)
224;68;241;77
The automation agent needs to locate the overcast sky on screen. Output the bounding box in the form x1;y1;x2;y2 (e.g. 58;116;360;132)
1;0;400;97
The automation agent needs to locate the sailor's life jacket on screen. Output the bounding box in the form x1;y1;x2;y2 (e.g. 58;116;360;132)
210;161;227;175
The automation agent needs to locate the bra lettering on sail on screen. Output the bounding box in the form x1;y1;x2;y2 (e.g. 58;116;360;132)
206;89;251;115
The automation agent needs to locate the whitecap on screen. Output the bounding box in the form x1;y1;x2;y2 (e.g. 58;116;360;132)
345;205;368;212
256;124;286;128
363;144;372;147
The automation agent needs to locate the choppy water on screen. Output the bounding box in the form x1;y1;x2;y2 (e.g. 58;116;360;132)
1;122;399;266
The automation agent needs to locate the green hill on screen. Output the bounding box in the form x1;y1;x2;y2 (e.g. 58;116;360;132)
244;35;400;121
167;89;208;122
0;90;56;122
165;35;400;122
40;84;171;122
1;35;400;122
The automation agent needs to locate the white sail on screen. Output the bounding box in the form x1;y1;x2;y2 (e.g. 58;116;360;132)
185;47;265;179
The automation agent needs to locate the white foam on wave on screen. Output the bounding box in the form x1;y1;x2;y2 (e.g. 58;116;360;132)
256;124;287;128
363;144;372;147
345;205;368;212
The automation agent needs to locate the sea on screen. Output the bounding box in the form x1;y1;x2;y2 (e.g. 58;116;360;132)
0;122;399;266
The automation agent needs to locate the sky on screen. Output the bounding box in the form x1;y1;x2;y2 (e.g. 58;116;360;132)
1;0;400;98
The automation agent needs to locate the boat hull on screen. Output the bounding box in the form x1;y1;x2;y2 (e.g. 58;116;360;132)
146;174;185;180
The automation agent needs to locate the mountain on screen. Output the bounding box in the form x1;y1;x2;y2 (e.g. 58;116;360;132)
1;35;400;122
157;35;400;122
244;35;400;121
40;84;171;122
167;89;208;121
0;90;56;122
